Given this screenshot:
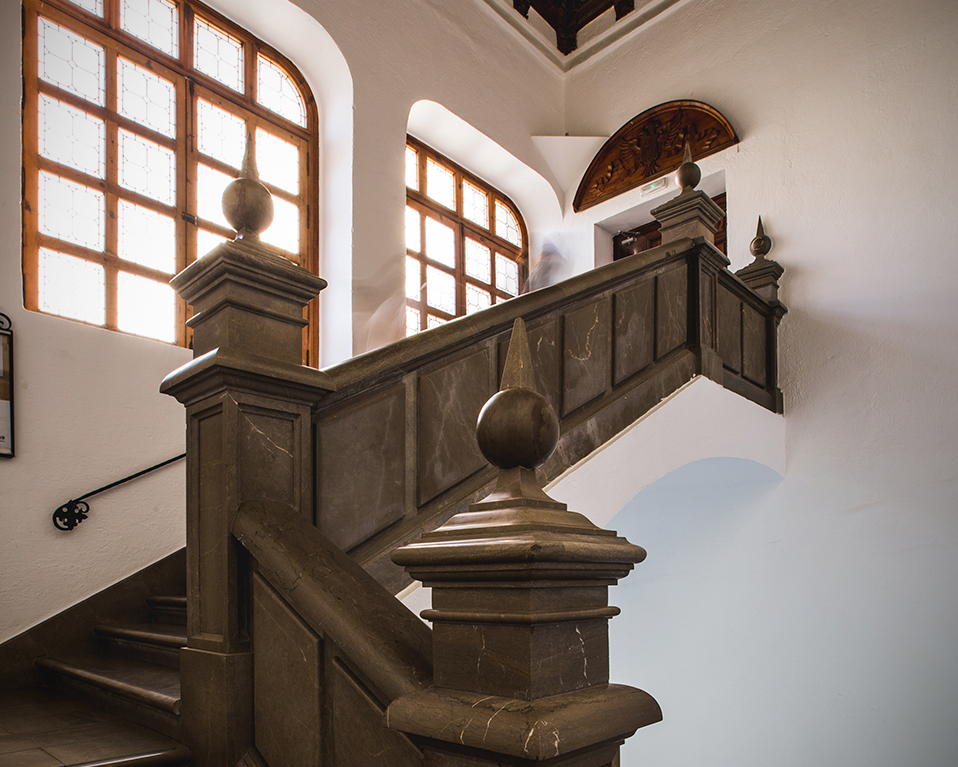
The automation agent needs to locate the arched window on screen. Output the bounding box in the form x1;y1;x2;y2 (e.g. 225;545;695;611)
22;0;320;363
404;136;527;336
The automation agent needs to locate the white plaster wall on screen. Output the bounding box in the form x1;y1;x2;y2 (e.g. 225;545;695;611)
560;0;958;764
0;2;192;644
547;377;786;528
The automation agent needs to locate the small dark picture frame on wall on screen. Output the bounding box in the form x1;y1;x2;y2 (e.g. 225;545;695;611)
0;313;13;457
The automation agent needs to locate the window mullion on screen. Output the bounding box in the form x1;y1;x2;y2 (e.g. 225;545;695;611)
245;40;257;105
181;2;193;70
22;6;41;313
456;223;466;317
106;0;118;31
419;210;428;330
104;45;119;331
176;71;190;347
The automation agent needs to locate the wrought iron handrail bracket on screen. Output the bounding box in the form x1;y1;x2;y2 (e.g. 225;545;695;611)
52;453;186;531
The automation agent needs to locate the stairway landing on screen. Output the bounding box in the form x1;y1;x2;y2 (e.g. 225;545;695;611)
0;684;188;767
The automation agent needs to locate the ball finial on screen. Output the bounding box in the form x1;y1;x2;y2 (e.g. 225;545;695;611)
676;141;701;193
222;133;274;240
475;319;559;470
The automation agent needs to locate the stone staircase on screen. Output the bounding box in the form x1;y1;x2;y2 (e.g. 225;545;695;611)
2;595;190;766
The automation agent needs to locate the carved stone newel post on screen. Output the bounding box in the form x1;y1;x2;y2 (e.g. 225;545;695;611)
652;143;729;383
160;136;334;767
736;217;787;412
387;318;661;766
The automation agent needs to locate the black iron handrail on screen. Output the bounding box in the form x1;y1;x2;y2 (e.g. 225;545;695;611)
52;453;186;531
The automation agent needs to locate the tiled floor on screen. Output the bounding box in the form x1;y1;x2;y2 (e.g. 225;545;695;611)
0;687;184;766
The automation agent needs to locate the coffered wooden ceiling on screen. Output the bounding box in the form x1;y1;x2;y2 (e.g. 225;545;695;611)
513;0;635;54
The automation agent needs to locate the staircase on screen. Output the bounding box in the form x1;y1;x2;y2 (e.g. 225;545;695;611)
2;159;787;765
0;592;189;766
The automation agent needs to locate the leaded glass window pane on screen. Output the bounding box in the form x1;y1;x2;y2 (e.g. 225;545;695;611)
465;284;491;315
118;129;176;205
256;128;299;194
197;229;228;259
464;238;491;282
406;256;422;300
118;200;176;272
426;266;456;314
257;55;307;127
462;181;488;228
68;0;104;16
496;253;519;296
38;18;105;106
39;248;105;325
194;17;244;93
405;146;419;190
495;201;522;247
426;159;454;209
405;206;421;252
197;99;246;168
427;314;446;329
39;172;104;251
120;0;178;58
425;217;454;267
38;95;105;178
197;164;233;229
405;306;420;337
118;271;176;342
262;196;299;254
117;58;176;138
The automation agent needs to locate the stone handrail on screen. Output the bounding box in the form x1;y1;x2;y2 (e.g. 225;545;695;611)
233;500;432;702
323;237;697;394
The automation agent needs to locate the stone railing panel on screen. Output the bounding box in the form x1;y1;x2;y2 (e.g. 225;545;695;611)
314;383;407;552
311;238;784;590
562;295;613;416
416;345;495;507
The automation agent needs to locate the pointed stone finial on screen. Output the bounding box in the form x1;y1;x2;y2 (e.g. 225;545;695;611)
222;133;274;240
749;216;772;260
676;141;701;193
499;317;537;392
737;215;785;305
476;319;558;471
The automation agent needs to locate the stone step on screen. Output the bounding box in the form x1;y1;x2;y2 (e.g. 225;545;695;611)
36;654;181;739
146;596;186;627
0;686;190;766
94;624;186;670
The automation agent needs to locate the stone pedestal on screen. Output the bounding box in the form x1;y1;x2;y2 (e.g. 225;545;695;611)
161;237;334;767
650;144;724;247
387;320;661;766
651;188;725;246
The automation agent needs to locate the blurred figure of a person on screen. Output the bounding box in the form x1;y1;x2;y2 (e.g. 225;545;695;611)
524;244;568;293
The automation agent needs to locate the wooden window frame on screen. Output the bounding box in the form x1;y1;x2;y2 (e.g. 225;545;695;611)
22;0;321;364
405;136;528;334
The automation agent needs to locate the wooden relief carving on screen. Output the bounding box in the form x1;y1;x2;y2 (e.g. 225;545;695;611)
573;101;737;212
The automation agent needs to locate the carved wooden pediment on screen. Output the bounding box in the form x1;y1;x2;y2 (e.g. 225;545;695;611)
573;100;738;212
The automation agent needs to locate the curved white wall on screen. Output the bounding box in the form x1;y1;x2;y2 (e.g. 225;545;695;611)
547;377;785;527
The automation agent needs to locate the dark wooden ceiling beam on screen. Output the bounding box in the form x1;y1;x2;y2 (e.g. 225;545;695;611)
514;0;635;54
